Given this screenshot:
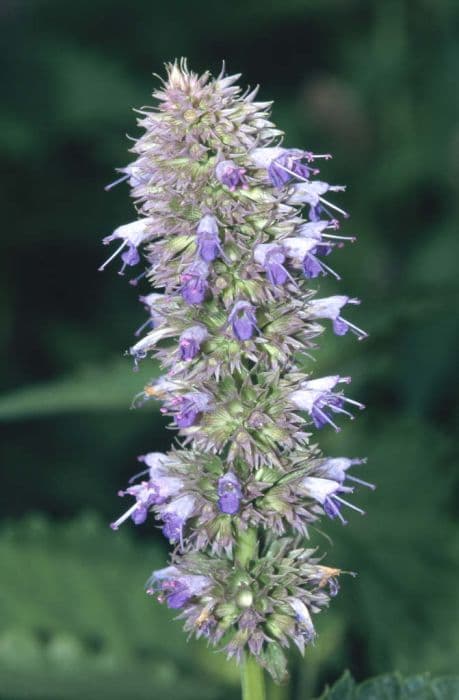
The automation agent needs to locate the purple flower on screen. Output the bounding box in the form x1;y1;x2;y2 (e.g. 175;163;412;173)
178;325;208;361
138;451;172;474
250;147;331;188
228;301;258;341
288;181;348;221
196;215;225;262
135;292;164;337
268;150;319;188
317;457;374;491
105;163;147;191
217;472;242;515
289;375;365;432
288;599;315;641
297;219;356;245
129;327;176;365
148;566;211;609
160;495;196;543
215;160;248;191
99;219;151;274
253;243;290;285
283;237;340;280
307;296;368;340
180;261;209;304
110;471;183;531
300;475;365;525
173;391;212;428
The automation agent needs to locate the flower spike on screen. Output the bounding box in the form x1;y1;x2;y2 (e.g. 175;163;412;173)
103;60;368;684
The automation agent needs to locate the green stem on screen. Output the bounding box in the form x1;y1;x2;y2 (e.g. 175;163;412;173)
241;651;266;700
236;528;265;700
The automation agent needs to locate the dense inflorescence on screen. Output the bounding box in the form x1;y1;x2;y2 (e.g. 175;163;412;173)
103;60;370;682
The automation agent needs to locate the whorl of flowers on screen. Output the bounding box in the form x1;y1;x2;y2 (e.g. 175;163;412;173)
102;59;370;682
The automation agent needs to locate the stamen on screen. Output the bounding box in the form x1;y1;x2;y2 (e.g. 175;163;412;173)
321;233;356;242
318;195;349;219
325;498;347;524
334;495;365;515
110;502;139;530
313;256;341;281
313;406;341;432
341;397;365;410
128;468;150;484
104;172;129;191
130;271;147;286
134;317;154;337
339;318;368;340
347;475;376;490
98;240;127;271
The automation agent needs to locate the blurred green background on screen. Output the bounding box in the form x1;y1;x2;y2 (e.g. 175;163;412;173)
1;0;458;698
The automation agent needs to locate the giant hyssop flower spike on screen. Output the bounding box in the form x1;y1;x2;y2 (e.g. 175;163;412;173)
101;59;369;694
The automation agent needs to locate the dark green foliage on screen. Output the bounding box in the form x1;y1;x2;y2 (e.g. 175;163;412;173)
317;671;459;699
0;514;238;700
1;0;458;697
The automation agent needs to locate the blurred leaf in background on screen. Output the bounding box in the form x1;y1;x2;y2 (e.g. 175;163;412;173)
1;0;459;698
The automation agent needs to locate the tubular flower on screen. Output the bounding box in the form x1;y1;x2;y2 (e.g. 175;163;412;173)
103;60;368;683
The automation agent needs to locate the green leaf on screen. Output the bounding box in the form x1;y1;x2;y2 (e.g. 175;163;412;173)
0;514;238;700
317;672;459;699
0;358;161;420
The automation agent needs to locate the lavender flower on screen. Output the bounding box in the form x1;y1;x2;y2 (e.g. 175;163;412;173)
160;495;196;543
253;243;290;285
290;375;365;432
148;566;211;609
180;260;209;304
178;325;208;360
99;220;150;274
104;61;368;683
307;296;368;339
196;215;224;262
217;472;242;514
215;160;248;190
228;301;258;341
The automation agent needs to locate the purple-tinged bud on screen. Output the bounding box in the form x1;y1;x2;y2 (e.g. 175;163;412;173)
180;261;209;304
290;375;365;432
307;296;368;340
300;475;365;525
173;391;212;428
160;495;196;543
196;215;224;262
228;301;258;341
137;451;172;476
253;243;290;286
99;219;151;274
217;472;242;515
215;160;248;191
149;566;211;609
178;325;208;361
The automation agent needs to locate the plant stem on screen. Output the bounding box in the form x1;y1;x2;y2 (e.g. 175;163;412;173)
241;651;266;700
236;529;265;700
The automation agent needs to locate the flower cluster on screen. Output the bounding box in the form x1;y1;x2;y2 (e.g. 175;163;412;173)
103;60;369;682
